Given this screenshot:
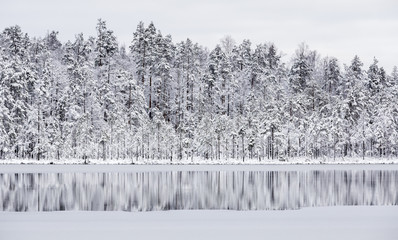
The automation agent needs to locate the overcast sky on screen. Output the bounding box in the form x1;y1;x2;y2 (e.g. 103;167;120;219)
1;0;397;72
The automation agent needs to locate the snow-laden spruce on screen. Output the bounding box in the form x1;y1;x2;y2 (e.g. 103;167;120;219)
0;20;398;162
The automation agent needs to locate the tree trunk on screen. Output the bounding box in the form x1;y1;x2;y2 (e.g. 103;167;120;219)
149;75;152;118
102;141;106;161
232;135;235;159
241;134;245;162
271;126;274;160
37;102;41;161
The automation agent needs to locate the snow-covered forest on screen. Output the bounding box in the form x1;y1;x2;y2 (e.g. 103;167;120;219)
1;19;398;163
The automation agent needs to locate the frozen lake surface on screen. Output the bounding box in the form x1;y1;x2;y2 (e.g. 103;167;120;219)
0;165;397;239
0;207;397;240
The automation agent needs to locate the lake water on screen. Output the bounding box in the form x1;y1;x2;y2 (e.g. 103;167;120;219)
1;165;397;212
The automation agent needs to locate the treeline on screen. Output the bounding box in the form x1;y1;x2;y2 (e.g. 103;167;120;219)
0;19;398;162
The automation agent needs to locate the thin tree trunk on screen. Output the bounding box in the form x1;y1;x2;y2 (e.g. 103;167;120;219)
37;102;41;161
149;75;152;118
271;126;274;160
232;135;235;159
241;134;245;162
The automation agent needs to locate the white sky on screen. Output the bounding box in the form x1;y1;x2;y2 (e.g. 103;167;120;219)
1;0;397;72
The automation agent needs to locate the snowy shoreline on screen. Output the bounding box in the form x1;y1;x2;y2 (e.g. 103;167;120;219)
1;161;398;173
2;158;398;173
1;157;398;165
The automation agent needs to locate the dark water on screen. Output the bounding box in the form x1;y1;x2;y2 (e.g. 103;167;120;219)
1;170;397;211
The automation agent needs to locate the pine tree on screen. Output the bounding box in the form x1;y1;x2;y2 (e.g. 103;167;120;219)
95;19;117;67
25;38;53;161
323;57;341;95
342;57;367;157
44;31;62;52
1;26;32;158
0;47;10;159
154;34;174;121
392;66;398;85
63;33;93;159
130;22;158;118
290;43;313;93
368;58;382;94
94;19;118;161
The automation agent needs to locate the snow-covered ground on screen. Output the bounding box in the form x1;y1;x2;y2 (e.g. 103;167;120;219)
0;206;397;240
1;157;398;165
